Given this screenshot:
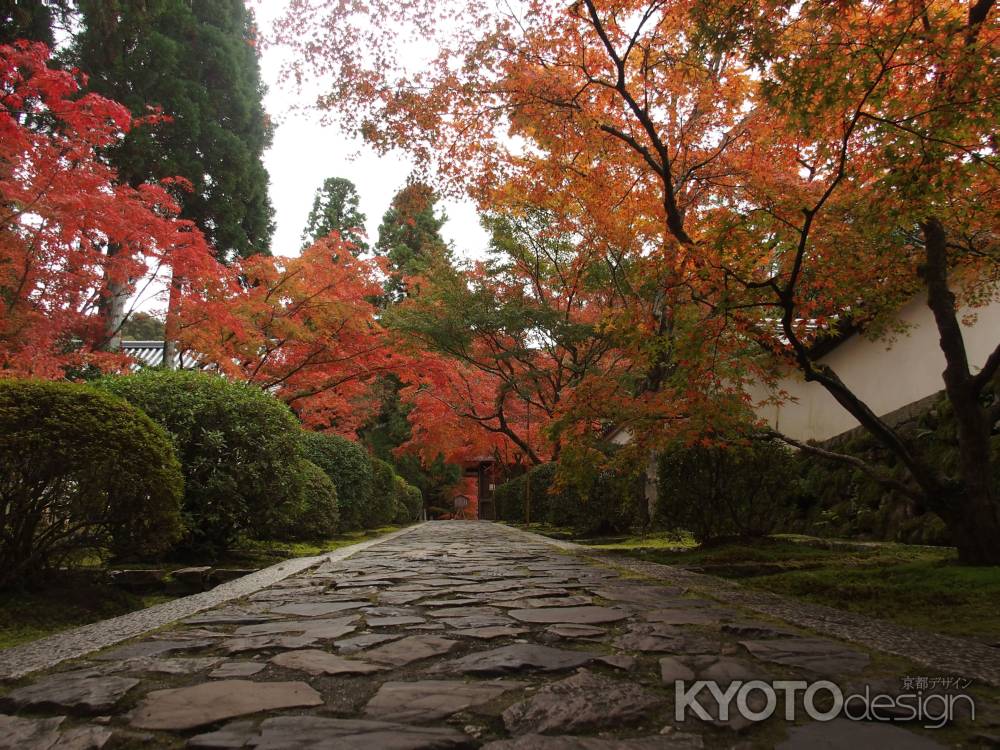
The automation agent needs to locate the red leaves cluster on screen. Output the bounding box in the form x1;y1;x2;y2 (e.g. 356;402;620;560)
0;42;212;377
175;234;396;434
273;0;999;459
1;44;395;437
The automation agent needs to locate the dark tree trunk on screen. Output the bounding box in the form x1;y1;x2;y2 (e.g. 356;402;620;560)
920;217;1000;565
97;242;130;353
939;488;1000;565
161;269;184;370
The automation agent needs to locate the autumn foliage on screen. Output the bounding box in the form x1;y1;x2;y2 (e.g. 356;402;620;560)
177;234;396;433
276;0;1000;562
3;1;999;563
0;42;212;377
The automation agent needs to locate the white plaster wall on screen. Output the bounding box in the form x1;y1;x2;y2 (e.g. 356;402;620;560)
751;295;1000;442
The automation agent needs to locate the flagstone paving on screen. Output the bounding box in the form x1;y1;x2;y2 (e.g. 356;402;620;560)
0;521;993;748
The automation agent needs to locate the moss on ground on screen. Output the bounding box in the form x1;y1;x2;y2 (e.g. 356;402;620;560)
525;527;1000;642
0;575;160;649
0;526;409;650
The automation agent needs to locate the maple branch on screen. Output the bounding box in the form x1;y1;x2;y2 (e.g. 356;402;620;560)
763;430;922;501
581;0;693;246
598;124;664;177
967;0;995;43
857;111;1000;174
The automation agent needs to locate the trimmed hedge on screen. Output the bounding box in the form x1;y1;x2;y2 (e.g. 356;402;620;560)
494;466;550;525
299;431;374;532
547;463;644;535
0;380;184;586
96;370;303;555
404;482;424;520
495;462;642;535
657;439;796;542
269;460;339;541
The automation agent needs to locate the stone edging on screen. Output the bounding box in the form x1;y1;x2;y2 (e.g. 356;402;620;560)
502;525;1000;687
0;524;424;681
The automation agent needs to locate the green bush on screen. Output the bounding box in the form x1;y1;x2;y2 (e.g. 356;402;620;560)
657;438;796;543
391;475;409;523
0;380;184;587
547;463;644;535
495;473;527;523
369;458;399;528
97;370;303;556
496;462;642;535
300;431;374;531
494;466;551;524
389;474;423;523
405;483;424;520
268;460;339;541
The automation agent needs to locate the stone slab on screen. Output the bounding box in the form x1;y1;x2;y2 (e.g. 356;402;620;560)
740;637;871;676
775;718;946;749
364;680;526;722
130;680;322;731
188;715;472;750
502;669;661;735
362;635;460;666
0;670;139;715
509;607;628;625
437;644;597;675
270;649;386;675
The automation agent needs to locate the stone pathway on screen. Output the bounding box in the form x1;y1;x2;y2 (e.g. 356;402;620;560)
0;522;993;749
517;528;1000;688
0;527;419;681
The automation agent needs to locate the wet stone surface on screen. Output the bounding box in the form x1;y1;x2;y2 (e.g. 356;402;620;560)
0;522;964;748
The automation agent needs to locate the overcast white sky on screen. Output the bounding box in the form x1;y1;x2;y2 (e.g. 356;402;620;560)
254;3;489;259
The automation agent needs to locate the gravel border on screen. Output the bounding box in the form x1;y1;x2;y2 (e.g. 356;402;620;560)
0;524;423;681
501;525;1000;687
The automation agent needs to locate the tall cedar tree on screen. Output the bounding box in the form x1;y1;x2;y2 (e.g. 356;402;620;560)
0;0;71;45
362;182;462;505
72;0;274;261
374;181;451;302
301;176;367;252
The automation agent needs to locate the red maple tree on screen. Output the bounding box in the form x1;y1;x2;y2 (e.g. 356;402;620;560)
0;42;214;377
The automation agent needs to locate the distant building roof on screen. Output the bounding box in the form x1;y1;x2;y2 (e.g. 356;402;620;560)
121;340;203;370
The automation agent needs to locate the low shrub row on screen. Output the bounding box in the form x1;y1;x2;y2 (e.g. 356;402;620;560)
495;429;959;548
656;439;796;543
494;461;643;536
493;439;801;542
300;433;423;531
0;372;422;585
97;370;306;555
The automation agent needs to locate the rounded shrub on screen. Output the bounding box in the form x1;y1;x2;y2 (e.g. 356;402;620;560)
390;474;422;523
405;483;424;520
96;370;304;556
0;379;184;587
299;430;373;531
496;461;644;534
369;458;399;528
269;460;339;541
494;465;555;524
391;475;409;523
